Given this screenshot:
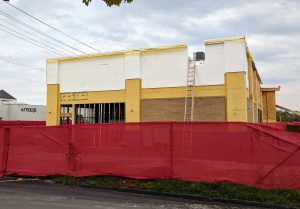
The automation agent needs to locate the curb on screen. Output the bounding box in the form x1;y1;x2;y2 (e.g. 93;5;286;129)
77;184;297;209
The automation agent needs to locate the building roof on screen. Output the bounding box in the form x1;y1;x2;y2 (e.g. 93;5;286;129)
0;89;16;100
205;36;246;45
47;44;188;64
261;87;281;92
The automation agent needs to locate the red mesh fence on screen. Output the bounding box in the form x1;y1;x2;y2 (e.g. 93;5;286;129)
0;128;8;176
5;126;70;176
0;122;299;191
0;121;45;127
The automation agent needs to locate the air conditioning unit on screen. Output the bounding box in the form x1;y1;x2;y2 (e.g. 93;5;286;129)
193;52;205;61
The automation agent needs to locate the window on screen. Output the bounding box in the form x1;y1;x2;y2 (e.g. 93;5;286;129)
75;103;125;124
60;105;72;125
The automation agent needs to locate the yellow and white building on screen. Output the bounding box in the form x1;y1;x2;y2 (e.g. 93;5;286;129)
46;37;280;126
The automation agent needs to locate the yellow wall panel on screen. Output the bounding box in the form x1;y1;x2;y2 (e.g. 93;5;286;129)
46;84;60;126
225;72;248;122
60;90;126;105
142;85;226;99
126;79;141;122
262;91;277;122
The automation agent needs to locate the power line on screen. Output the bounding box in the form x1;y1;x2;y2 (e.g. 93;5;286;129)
0;22;70;56
0;60;45;71
0;9;86;55
0;17;78;56
5;2;101;53
0;72;45;84
0;23;69;56
0;26;66;56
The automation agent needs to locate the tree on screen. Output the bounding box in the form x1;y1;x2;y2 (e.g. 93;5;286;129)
276;110;300;122
83;0;134;6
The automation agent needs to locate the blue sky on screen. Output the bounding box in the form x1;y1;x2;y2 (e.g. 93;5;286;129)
0;0;299;109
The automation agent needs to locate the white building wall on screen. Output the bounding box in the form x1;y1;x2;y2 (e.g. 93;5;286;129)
224;41;248;72
125;53;141;79
7;104;46;121
47;47;189;93
196;40;248;86
46;61;59;84
58;56;126;93
195;43;224;86
46;41;249;92
0;104;9;120
141;49;188;88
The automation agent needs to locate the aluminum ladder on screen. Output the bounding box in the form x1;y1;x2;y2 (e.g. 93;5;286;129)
184;59;196;122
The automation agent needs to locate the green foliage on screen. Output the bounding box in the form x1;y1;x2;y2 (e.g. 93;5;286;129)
277;110;300;122
53;176;300;208
53;176;79;186
83;0;134;7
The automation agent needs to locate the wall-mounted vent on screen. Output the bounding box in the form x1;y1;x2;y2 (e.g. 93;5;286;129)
193;52;205;61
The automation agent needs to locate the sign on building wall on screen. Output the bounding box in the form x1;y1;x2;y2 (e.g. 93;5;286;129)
21;107;37;113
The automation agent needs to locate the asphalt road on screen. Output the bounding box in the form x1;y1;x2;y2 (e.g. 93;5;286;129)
0;178;265;209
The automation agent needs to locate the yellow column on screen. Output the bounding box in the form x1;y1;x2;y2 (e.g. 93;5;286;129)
72;104;76;125
46;84;60;126
262;91;276;123
225;72;248;122
125;79;141;122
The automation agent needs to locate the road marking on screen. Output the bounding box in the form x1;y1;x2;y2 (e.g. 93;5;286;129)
0;178;39;183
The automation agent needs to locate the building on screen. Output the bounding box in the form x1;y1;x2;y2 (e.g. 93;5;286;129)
46;37;280;126
0;90;46;121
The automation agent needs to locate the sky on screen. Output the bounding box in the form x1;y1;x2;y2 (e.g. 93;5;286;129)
0;0;299;110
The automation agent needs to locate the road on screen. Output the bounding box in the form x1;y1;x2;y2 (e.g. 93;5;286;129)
0;178;265;209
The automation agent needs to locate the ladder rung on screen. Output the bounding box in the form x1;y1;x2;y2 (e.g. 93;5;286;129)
185;61;196;121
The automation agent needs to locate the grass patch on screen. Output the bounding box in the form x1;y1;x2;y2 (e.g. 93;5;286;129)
53;176;300;208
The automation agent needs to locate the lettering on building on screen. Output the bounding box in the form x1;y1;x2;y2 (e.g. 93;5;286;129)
21;107;37;113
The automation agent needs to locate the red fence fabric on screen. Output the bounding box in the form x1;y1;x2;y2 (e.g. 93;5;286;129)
0;121;45;127
172;123;300;190
0;122;299;191
71;123;172;178
0;128;8;176
5;126;70;176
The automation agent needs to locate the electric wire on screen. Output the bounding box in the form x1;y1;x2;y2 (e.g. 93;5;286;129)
0;9;86;55
0;27;66;56
0;60;44;71
0;17;78;56
0;72;45;84
5;2;101;53
0;23;69;56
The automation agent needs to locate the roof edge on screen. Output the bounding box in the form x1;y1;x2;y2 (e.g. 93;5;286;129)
47;44;188;64
205;36;245;45
261;87;281;92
